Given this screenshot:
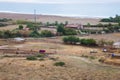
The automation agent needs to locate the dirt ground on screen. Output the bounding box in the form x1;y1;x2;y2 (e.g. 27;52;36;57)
0;55;120;80
3;39;103;57
0;33;120;80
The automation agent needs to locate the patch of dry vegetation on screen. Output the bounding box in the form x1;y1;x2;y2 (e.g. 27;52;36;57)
0;25;18;31
0;55;120;80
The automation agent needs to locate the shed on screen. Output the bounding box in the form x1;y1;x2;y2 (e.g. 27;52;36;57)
12;37;25;43
14;37;25;41
113;42;120;48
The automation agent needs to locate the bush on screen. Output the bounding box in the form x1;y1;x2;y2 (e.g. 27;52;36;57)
54;62;65;66
29;30;40;38
19;25;23;30
36;54;45;58
40;30;54;37
0;18;12;22
81;54;89;58
26;56;37;60
63;36;79;44
89;56;96;59
64;28;77;35
0;23;8;27
80;38;96;46
63;36;97;46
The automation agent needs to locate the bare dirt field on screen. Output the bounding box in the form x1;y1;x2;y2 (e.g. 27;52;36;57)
3;38;102;57
0;12;117;25
0;55;120;80
0;33;120;80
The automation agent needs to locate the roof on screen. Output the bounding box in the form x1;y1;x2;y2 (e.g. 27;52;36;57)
113;42;120;46
65;24;83;28
14;37;25;41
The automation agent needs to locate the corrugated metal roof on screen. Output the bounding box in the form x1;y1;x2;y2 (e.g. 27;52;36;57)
113;42;120;46
14;37;25;41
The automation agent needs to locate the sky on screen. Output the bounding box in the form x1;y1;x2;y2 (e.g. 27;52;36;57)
0;0;120;18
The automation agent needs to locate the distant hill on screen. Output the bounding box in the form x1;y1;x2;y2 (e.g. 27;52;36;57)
0;12;107;25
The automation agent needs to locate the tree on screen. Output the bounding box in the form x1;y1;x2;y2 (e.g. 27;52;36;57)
65;21;68;26
0;31;4;38
118;22;120;26
87;23;91;27
80;38;96;46
64;28;77;35
63;36;79;44
57;24;65;35
19;25;23;30
29;30;40;37
46;22;50;26
97;23;103;27
40;30;54;37
3;30;12;38
26;23;34;30
63;37;69;43
101;14;120;22
55;21;58;26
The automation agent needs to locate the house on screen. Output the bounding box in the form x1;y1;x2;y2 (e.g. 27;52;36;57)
113;42;120;48
65;24;83;29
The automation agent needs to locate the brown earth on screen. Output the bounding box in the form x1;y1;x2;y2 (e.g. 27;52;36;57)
0;33;120;80
0;55;120;80
0;12;116;25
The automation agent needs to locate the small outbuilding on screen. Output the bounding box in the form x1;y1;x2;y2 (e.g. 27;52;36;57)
10;37;26;43
113;42;120;48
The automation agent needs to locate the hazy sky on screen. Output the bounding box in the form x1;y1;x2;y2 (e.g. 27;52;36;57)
0;0;120;18
0;0;120;4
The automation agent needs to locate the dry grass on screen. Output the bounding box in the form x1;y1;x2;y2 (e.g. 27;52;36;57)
0;40;8;45
0;34;120;80
0;12;117;25
0;25;18;31
5;41;102;57
0;55;120;80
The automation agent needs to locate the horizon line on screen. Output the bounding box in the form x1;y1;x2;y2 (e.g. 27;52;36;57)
0;11;110;18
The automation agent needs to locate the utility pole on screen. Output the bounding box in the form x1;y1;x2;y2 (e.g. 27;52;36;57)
34;9;36;24
34;9;37;30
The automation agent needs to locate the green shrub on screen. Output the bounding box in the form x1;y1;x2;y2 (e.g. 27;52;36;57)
54;62;65;66
89;56;96;59
29;30;40;38
26;56;37;60
81;54;89;58
63;36;79;44
64;28;77;35
40;30;54;37
36;54;45;58
80;38;96;46
19;25;23;30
